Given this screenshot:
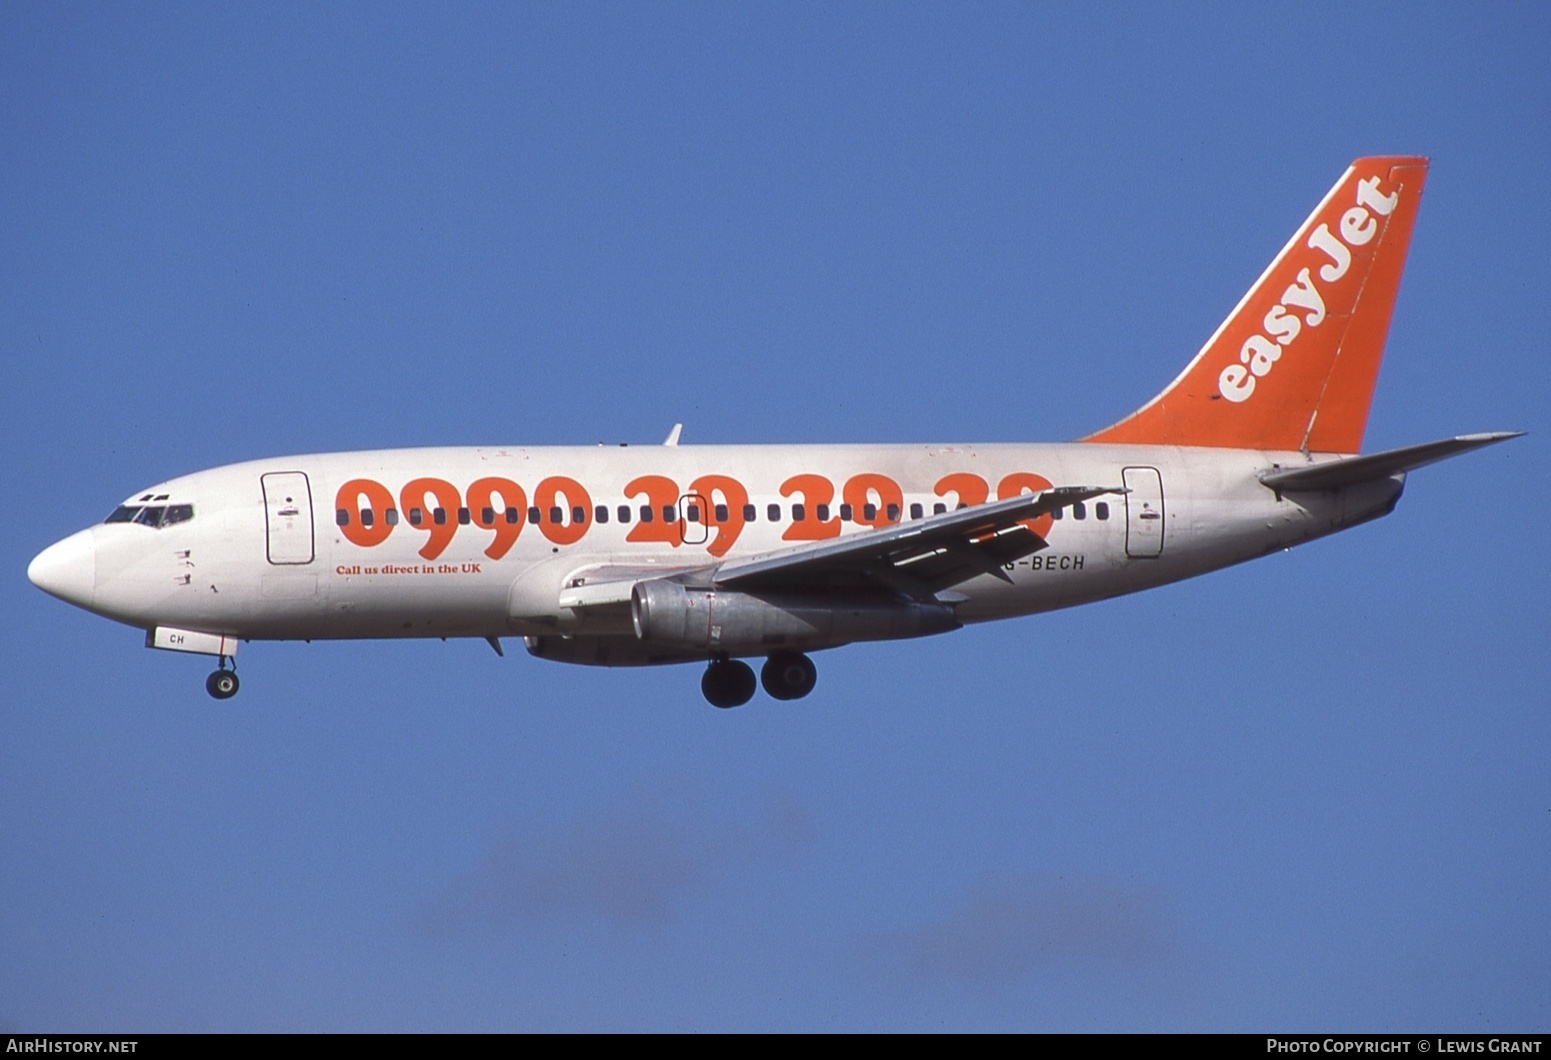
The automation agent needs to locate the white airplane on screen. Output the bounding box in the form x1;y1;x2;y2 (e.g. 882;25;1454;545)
28;156;1519;707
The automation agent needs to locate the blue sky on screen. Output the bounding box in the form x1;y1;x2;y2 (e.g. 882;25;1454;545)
3;3;1547;1031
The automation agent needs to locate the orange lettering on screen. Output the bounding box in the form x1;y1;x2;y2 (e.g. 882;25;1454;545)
997;472;1056;538
843;473;903;527
534;476;591;546
466;477;527;560
780;474;840;541
336;479;394;548
688;474;749;557
400;478;463;560
934;472;989;509
624;475;681;546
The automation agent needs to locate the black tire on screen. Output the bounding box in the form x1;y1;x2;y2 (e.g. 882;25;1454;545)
206;669;239;700
702;659;756;708
761;652;817;700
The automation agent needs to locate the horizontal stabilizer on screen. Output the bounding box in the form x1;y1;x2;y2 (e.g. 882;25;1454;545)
1259;432;1523;492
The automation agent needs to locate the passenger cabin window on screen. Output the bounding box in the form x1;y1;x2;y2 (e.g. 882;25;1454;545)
910;503;924;519
839;504;853;521
617;505;632;524
359;508;374;528
792;503;806;522
385;508;399;526
595;505;609;524
335;508;349;527
767;503;781;522
714;504;729;522
863;503;877;520
572;506;587;524
481;507;495;525
433;508;446;525
457;507;470;525
1072;502;1087;520
505;507;520;524
639;505;654;524
1095;502;1110;520
661;504;676;523
933;503;947;515
886;503;900;521
816;503;830;522
549;506;564;524
528;506;542;524
742;504;757;522
409;508;423;525
1052;507;1063;520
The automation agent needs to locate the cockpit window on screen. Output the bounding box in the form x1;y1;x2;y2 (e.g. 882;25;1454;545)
105;503;194;528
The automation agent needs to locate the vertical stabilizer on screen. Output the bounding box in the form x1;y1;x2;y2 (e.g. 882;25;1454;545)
1085;157;1428;453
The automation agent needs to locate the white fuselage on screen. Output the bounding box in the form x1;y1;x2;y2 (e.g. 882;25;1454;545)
40;441;1400;654
25;158;1494;705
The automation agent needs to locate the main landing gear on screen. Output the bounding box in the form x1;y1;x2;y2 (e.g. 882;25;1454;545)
702;658;757;708
761;651;818;701
701;651;818;708
205;657;239;700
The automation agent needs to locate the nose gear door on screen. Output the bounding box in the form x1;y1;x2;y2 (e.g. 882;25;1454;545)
261;471;315;564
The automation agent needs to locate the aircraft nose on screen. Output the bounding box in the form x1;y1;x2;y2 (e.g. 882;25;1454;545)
28;530;97;609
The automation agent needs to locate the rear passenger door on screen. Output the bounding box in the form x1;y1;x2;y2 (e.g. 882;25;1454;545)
1121;466;1164;558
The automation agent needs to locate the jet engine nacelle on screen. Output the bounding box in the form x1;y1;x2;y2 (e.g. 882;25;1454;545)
523;633;705;668
630;579;960;654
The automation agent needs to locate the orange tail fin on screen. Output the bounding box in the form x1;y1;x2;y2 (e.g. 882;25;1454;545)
1085;156;1429;453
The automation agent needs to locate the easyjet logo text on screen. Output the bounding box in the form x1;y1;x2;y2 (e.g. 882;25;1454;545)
1217;173;1400;403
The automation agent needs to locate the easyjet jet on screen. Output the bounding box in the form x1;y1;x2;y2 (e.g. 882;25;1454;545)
27;157;1519;707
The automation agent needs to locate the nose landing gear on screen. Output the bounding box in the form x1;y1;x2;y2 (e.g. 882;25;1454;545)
205;658;239;700
700;651;816;707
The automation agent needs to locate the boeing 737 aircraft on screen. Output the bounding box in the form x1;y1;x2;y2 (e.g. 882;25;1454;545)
28;156;1519;707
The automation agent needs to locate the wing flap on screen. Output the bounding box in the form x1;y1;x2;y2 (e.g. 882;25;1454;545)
553;487;1122;611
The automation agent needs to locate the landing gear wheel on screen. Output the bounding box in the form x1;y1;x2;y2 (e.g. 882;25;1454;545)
761;651;817;700
702;658;756;708
206;668;239;700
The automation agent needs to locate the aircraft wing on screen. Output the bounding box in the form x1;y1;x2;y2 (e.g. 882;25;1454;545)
711;487;1119;597
554;487;1120;614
